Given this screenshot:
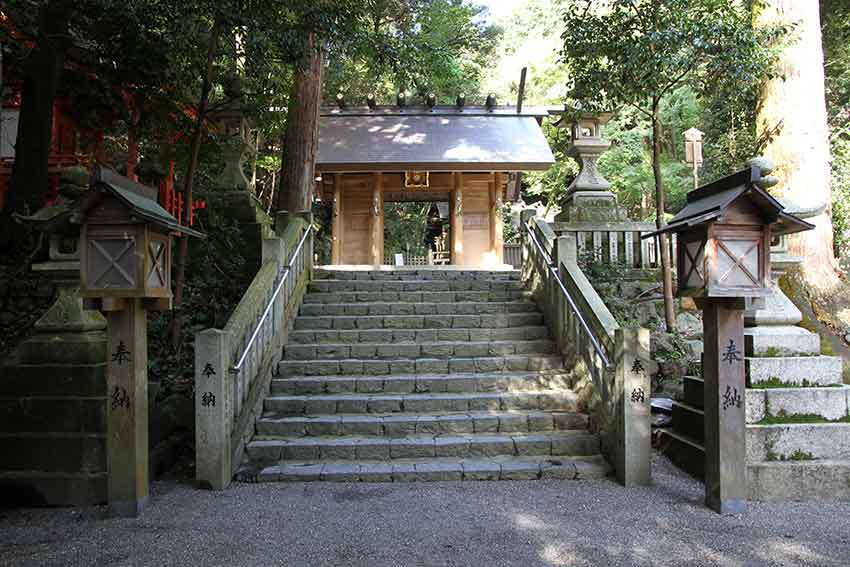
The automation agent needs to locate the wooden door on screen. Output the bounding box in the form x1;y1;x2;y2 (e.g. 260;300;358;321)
340;174;375;265
460;178;492;266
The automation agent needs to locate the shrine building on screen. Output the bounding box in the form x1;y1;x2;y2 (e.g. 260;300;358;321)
314;99;555;266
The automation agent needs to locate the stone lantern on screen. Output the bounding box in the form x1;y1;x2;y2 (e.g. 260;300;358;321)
646;164;812;514
551;108;626;222
210;73;255;191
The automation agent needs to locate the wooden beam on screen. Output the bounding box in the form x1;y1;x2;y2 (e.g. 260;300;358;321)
452;172;464;265
371;172;383;265
491;173;504;264
331;173;342;264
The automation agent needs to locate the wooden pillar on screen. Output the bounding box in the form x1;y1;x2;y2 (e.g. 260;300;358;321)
700;298;747;514
104;298;149;517
452;172;464;265
331;173;342;264
490;173;504;264
371;172;383;265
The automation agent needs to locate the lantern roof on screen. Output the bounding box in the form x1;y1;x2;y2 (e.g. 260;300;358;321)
73;166;205;238
646;166;814;238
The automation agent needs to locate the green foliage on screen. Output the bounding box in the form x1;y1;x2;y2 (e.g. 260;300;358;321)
560;0;783;213
750;377;843;389
757;412;850;425
577;249;642;325
561;0;780;116
324;0;499;103
148;205;252;397
383;202;431;258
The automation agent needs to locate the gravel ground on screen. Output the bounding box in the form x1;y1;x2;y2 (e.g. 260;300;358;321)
1;456;849;567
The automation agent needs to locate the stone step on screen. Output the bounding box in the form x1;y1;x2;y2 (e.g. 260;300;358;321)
744;326;821;357
747;460;850;501
271;371;572;396
657;429;706;480
288;326;550;346
246;430;600;463
299;301;538;318
678;377;849;423
314;269;520;281
747;356;843;387
659;430;850;500
307;281;524;295
671;401;704;442
293;312;544;331
242;455;610;482
747;386;850;423
304;289;530;304
747;422;850;461
683;376;703;409
277;355;565;377
264;389;579;415
256;410;589;437
283;339;556;361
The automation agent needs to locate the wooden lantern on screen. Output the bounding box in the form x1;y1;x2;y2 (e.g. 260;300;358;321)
649;166;813;298
76;166;203;302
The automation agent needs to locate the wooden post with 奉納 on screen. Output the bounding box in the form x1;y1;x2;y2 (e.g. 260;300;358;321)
699;298;747;513
452;172;464;265
104;297;149;516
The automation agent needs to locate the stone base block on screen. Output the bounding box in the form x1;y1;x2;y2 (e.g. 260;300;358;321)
747;356;843;386
16;331;107;365
671;402;704;443
748;461;850;501
0;471;106;506
747;423;850;461
746;387;850;423
744;326;820;357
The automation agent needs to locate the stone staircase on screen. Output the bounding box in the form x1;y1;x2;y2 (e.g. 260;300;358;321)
238;267;610;482
661;324;850;500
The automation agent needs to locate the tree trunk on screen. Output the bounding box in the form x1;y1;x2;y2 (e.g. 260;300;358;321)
757;0;837;286
652;101;677;331
275;33;325;216
0;0;73;246
170;15;223;347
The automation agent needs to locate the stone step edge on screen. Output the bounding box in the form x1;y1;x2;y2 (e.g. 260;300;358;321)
258;409;587;421
283;340;555;360
264;389;577;401
285;339;553;350
303;300;536;307
250;430;592;443
238;455;609;482
272;371;571;383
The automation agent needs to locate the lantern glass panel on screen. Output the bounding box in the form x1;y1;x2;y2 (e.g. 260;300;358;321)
684;240;705;288
88;236;138;289
147;240;168;288
714;237;761;288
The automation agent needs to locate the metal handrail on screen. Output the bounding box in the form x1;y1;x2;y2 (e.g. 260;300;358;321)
524;223;613;369
231;225;312;372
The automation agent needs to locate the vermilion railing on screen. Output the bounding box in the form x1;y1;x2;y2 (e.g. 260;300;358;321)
0;154;87;211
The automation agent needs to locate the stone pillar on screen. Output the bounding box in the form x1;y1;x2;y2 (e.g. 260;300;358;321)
614;327;652;487
701;299;747;514
194;329;232;490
